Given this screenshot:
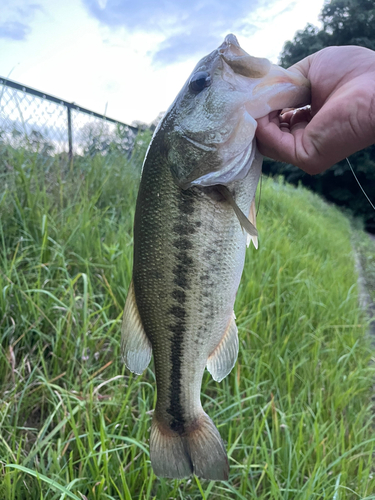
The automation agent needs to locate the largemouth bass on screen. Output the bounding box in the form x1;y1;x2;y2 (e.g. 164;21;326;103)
121;34;310;480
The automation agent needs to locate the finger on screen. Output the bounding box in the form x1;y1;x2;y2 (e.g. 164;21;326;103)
280;110;294;123
255;118;299;161
289;120;310;133
280;122;291;133
280;106;312;126
286;55;313;80
281;107;294;113
256;118;328;174
289;106;312;128
258;110;281;126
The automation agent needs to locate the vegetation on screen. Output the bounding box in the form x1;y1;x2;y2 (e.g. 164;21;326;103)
280;0;375;68
0;142;374;499
263;0;375;232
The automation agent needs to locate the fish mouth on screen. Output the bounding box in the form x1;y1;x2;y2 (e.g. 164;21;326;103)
220;33;240;49
218;34;272;79
218;33;311;116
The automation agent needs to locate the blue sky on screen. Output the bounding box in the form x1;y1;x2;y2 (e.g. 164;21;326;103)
0;0;324;124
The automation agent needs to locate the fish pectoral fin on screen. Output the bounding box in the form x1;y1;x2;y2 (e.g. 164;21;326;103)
207;313;239;382
121;280;152;375
247;198;258;249
217;185;258;238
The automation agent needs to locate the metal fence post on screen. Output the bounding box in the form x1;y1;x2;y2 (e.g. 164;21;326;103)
67;104;73;171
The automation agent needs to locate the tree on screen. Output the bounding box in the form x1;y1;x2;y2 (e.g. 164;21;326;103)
280;0;375;67
280;24;328;67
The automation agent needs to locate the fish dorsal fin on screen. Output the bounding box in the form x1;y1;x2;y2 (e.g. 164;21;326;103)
206;313;239;382
121;280;152;375
247;199;258;249
217;185;258;238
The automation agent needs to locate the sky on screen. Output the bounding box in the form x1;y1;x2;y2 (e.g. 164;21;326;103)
0;0;324;126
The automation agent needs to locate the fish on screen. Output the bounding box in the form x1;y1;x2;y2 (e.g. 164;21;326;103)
121;34;310;480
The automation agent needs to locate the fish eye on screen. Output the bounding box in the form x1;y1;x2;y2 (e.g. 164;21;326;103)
189;71;211;93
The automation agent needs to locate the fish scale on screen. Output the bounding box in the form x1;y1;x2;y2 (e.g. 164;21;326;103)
121;33;310;480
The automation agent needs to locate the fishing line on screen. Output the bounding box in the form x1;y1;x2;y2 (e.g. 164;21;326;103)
347;157;375;211
253;157;374;222
256;173;263;217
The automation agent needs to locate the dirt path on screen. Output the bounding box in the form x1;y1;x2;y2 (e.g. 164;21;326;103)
354;241;375;344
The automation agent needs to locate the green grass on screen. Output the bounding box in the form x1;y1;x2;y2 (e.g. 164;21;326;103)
0;144;374;499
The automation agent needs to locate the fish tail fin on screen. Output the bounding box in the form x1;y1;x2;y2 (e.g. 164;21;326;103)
150;411;229;480
185;413;229;480
150;415;193;479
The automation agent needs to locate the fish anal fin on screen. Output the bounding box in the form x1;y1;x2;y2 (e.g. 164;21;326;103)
150;412;229;480
121;280;152;375
207;313;239;382
247;198;258;249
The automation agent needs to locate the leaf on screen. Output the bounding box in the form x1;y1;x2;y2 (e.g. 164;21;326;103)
5;464;81;500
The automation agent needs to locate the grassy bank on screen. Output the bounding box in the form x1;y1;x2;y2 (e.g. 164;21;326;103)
0;148;374;499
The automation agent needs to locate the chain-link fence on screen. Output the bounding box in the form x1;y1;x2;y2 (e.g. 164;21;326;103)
0;76;139;161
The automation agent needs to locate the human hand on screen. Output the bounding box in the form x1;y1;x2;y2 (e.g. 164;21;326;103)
255;46;375;174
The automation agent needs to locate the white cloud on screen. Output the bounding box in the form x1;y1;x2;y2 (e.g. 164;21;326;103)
0;0;324;125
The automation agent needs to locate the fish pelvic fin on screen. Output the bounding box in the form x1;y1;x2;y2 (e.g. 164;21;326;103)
121;279;152;375
150;411;229;481
207;313;239;382
217;185;258;238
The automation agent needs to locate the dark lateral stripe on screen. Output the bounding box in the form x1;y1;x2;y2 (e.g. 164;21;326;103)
167;319;186;432
173;238;193;250
172;263;190;289
166;189;196;433
172;289;186;304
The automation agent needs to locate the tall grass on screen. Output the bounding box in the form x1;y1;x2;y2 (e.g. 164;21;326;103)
0;144;374;499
